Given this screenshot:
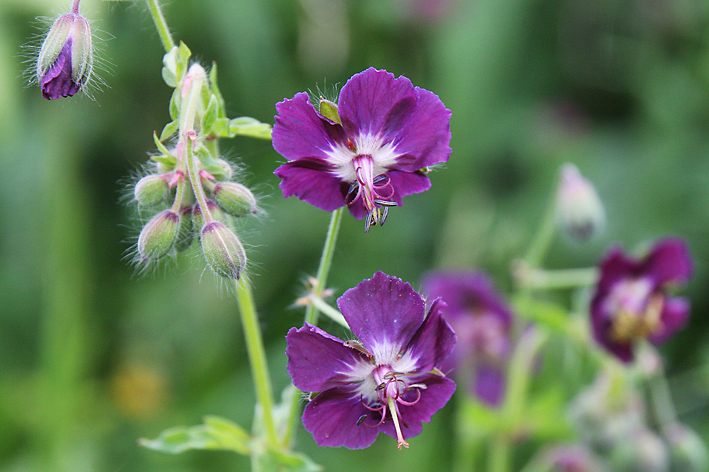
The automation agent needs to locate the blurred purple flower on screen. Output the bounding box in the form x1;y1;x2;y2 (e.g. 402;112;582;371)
591;238;693;363
286;271;456;449
421;271;513;407
273;67;451;232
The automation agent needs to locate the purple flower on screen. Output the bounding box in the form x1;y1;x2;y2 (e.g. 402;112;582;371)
36;5;93;100
286;271;456;449
273;68;451;232
591;238;693;363
421;271;513;407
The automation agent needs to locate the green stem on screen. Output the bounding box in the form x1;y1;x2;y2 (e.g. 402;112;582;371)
489;329;548;472
304;207;343;325
146;0;175;54
523;186;559;269
235;278;279;449
518;267;598;291
643;344;680;431
283;207;344;448
307;295;348;328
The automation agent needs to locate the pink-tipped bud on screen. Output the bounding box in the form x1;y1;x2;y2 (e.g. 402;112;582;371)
137;210;181;261
556;164;605;241
209;159;234;181
200;222;246;279
212;182;258;217
134;175;170;206
192;200;223;230
36;6;93;100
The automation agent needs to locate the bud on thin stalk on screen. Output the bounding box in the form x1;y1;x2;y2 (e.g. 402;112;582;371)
137;210;181;261
556;163;605;241
213;182;257;217
134;174;170;206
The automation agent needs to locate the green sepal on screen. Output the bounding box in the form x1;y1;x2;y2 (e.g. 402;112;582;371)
210;118;230;137
209;62;227;118
318;99;340;124
160;119;180;142
161;46;178;88
174;41;192;86
139;415;251;456
152;132;177;165
169;89;180;121
202;95;219;136
229;117;273;140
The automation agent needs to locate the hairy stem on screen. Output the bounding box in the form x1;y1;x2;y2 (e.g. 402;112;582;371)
146;0;175;54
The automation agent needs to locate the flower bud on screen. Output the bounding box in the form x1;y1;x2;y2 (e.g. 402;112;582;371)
666;425;708;472
192;200;223;230
200;222;246;279
134;175;170;206
36;5;94;100
137;210;181;261
208;159;234;181
174;207;195;252
556;163;605;241
212;182;257;217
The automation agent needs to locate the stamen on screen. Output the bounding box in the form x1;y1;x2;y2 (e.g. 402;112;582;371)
387;397;409;450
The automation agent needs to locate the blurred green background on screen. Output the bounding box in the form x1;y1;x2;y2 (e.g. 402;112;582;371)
1;0;709;470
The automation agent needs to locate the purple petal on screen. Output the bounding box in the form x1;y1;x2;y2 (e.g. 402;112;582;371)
338;68;418;140
286;324;369;392
377;374;456;441
301;386;380;449
387;170;431;205
593;247;638;300
41;39;80;100
641;238;693;287
473;365;506;407
337;272;426;359
274;161;348;212
649;297;690;345
387;87;452;171
403;299;456;373
272;92;347;162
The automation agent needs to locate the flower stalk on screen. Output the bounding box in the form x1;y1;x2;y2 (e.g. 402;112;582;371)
146;0;175;54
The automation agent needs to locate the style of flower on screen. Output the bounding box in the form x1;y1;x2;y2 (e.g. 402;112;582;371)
272;68;451;232
421;271;513;406
36;0;94;100
286;271;456;449
590;238;693;363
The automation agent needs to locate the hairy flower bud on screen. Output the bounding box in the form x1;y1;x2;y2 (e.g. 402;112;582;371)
212;182;258;217
137;210;181;261
134;175;170;206
36;3;94;100
174;207;195;252
192;200;223;230
200;222;246;279
556;163;605;241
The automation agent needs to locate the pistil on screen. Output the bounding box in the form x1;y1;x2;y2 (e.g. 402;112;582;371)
387;396;409;450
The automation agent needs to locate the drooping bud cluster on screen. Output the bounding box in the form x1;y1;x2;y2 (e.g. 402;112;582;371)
36;0;94;100
132;43;271;279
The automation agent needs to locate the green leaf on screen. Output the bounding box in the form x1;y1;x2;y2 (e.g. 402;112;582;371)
459;396;504;438
139;416;251;456
524;386;573;440
202;95;218;136
174;41;192;85
228;117;273;140
209;62;227;118
169;89;180;121
210;117;230;138
160;120;179;142
153;131;175;159
253;449;323;472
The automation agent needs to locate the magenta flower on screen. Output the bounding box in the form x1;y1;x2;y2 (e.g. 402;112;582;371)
421;271;513;406
286;272;456;449
273;68;451;232
591;238;693;363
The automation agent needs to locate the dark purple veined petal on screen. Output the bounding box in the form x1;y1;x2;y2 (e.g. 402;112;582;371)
301;385;380;449
385;170;431;205
40;39;81;100
641;238;693;287
286;324;370;393
337;272;426;362
274;160;350;212
403;298;456;373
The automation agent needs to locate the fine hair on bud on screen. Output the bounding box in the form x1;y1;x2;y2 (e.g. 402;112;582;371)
134;174;170;207
200;222;246;279
137;210;181;262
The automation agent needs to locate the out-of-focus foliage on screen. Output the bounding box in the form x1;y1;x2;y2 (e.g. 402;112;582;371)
1;0;709;470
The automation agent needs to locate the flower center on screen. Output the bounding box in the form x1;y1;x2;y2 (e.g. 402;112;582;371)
359;365;424;450
606;278;664;342
345;155;396;232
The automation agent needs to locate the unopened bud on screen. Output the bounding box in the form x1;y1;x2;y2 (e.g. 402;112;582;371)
208;159;234;181
36;4;94;100
200;222;246;279
134;175;170;206
556;164;605;241
319;98;341;124
192;200;223;230
137;210;181;261
174;207;194;252
666;425;708;472
212;182;257;217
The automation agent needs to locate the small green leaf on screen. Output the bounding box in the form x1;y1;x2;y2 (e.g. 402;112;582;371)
228;117;273;140
202;95;218;136
161;46;178;88
139;417;252;456
160;120;179;141
210;118;230;137
169;89;180;121
153;131;175;159
174;42;192;84
209;62;227;117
